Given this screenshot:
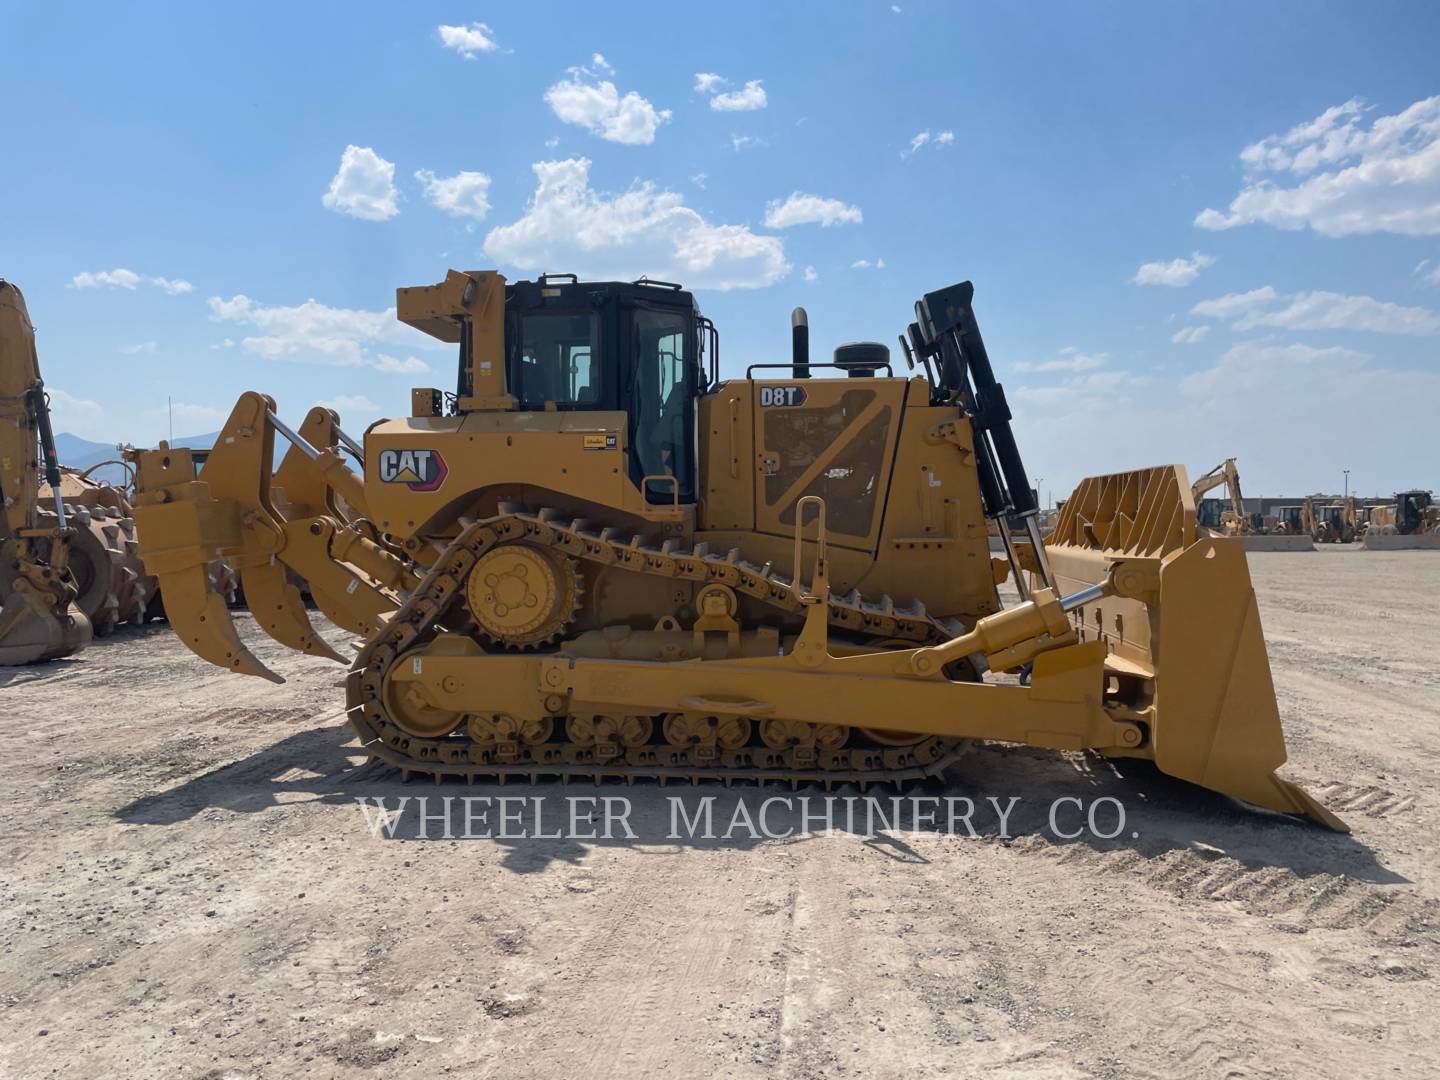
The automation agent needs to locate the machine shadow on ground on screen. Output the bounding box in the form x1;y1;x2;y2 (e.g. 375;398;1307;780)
114;715;1404;885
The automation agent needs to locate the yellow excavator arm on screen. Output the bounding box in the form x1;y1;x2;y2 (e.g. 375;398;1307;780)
0;280;92;664
1191;457;1249;534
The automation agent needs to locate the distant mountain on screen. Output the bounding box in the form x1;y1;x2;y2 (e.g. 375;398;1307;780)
50;431;220;488
53;432;119;473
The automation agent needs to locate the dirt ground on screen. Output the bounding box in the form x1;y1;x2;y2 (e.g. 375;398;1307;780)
1;547;1437;1079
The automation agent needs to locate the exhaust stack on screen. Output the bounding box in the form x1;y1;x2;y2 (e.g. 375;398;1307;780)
791;307;810;379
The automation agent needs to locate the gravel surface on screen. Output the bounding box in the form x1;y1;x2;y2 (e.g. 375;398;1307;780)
1;547;1436;1078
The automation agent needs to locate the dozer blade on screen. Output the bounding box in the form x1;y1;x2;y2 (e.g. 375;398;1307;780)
238;560;347;664
0;590;92;666
1150;539;1346;830
1043;465;1346;831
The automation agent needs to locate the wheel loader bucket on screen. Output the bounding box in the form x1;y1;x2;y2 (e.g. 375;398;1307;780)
1043;465;1346;831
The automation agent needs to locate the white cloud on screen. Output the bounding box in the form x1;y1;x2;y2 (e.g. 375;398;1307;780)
690;172;708;189
590;53;613;74
693;73;766;111
372;354;431;374
46;387;106;437
72;269;140;290
850;258;886;270
322;145;399;221
209;338;236;350
1233;290;1440;335
1010;355;1149;420
206;293;440;369
1011;336;1438;495
438;22;498;59
1171;325;1211;344
1015;348;1108;373
1132;252;1215;287
1189;286;1279;320
891;4;902;12
803;266;817;282
120;341;157;355
1414;258;1440;287
165;401;227;430
763;192;863;229
207;295;254;321
71;269;193;294
1190;285;1440;335
1196;96;1440;236
482;157;789;291
414;168;492;221
317;394;381;416
544;73;671;145
711;80;767;112
902;129;954;159
1181;340;1370;399
730;134;766;152
1172;339;1440;491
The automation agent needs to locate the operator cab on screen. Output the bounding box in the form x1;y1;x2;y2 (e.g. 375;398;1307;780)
500;274;715;504
1396;489;1432;532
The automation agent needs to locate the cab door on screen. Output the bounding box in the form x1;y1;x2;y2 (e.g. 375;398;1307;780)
752;378;906;550
627;305;697;504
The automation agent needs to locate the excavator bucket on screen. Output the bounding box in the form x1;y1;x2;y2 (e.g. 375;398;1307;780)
1042;465;1345;830
0;573;92;665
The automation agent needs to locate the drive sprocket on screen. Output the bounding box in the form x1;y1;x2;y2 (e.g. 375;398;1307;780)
464;542;581;648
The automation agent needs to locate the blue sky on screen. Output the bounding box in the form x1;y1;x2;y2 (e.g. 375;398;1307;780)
3;1;1438;498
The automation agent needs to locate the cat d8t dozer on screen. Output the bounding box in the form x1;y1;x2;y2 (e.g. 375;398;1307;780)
130;270;1344;829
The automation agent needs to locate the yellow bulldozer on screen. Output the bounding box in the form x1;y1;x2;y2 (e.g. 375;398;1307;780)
129;271;1343;829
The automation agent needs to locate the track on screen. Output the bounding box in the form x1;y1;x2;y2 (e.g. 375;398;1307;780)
346;506;970;786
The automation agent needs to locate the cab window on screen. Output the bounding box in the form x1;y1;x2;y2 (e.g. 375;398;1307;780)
509;312;601;409
631;309;694;502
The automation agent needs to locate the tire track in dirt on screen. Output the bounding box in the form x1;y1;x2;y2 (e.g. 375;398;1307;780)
1011;835;1439;944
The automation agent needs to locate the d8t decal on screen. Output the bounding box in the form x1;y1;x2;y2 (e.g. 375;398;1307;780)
759;385;807;407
